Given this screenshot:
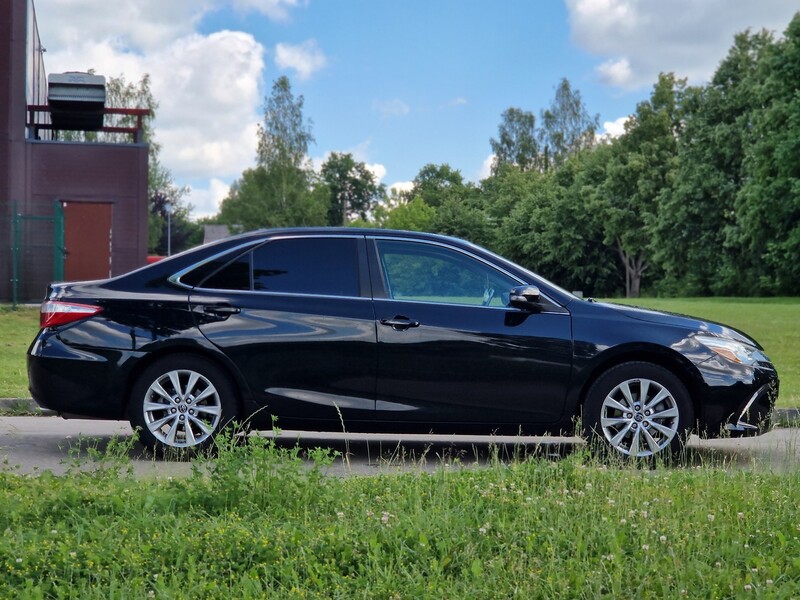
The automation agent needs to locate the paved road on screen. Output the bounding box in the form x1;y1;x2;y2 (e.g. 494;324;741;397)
2;416;800;477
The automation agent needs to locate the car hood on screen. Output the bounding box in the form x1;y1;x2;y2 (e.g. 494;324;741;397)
598;302;762;348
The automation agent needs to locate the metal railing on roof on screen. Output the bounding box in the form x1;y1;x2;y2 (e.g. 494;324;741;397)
26;106;152;143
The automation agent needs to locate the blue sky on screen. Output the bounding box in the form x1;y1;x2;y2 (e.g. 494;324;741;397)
34;0;798;217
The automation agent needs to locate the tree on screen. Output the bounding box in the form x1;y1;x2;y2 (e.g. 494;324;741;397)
735;14;800;294
650;30;774;295
257;76;314;170
495;150;621;296
218;166;327;232
538;78;599;171
593;73;685;297
320;152;384;225
381;196;436;231
409;163;467;207
219;76;321;231
490;108;538;173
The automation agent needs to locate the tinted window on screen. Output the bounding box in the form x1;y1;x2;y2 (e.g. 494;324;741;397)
376;240;516;306
252;237;360;297
180;250;251;289
201;253;251;290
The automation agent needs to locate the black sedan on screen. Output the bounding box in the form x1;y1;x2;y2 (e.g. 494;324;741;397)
27;228;778;458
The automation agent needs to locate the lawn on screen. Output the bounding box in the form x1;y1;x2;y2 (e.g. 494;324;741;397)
0;305;39;399
1;436;800;597
2;298;798;406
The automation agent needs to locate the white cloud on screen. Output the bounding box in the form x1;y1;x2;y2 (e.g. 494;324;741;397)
477;154;495;181
373;99;410;118
389;181;414;194
602;116;629;138
596;58;633;87
275;39;327;80
566;0;799;89
231;0;307;22
35;0;208;52
186;178;231;219
365;163;387;184
449;97;468;107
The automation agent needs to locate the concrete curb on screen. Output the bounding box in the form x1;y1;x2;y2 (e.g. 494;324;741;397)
0;398;56;416
2;397;799;426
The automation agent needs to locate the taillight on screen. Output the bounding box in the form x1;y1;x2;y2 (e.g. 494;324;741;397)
40;301;103;328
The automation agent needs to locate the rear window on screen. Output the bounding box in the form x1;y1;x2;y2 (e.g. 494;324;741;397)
187;237;360;298
252;237;359;297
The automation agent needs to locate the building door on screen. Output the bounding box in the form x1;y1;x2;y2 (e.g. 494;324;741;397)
62;201;112;281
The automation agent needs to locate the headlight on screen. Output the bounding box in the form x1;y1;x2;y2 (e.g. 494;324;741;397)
695;335;765;365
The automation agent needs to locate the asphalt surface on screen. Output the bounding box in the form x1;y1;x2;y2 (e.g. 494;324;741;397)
2;415;800;477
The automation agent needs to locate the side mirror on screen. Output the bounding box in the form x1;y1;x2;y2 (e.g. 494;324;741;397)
508;285;541;311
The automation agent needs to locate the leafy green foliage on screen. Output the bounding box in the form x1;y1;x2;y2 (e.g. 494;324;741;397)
490;107;539;173
218;77;324;232
320;152;385;225
218;166;327;232
538;78;599;171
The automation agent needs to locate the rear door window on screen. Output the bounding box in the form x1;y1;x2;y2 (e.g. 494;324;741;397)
251;237;360;297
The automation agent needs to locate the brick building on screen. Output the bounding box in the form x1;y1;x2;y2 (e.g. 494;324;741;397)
1;0;149;303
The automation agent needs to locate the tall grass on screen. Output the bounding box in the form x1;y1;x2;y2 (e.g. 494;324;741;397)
1;434;800;598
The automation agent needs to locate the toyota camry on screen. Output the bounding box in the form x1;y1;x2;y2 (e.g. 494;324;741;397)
27;228;779;458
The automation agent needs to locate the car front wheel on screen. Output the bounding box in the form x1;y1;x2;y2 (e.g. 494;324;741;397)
583;362;694;458
130;355;238;454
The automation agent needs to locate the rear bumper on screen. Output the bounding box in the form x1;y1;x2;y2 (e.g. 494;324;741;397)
27;333;133;419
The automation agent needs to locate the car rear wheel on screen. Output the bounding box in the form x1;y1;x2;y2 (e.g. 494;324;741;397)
583;362;694;459
130;355;238;454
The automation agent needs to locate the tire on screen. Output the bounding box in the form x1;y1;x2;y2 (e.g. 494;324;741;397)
130;354;239;454
583;362;694;459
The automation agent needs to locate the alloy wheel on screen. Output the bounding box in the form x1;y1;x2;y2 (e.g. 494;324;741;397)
142;369;223;448
599;377;680;457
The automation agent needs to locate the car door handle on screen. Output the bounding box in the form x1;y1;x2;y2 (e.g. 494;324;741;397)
380;316;420;331
203;305;241;317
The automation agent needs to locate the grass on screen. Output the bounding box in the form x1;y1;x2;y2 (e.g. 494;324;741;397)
0;306;39;399
2;434;800;598
2;298;798;407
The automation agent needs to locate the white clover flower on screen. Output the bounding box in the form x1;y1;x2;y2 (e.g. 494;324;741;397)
659;535;667;543
707;514;715;522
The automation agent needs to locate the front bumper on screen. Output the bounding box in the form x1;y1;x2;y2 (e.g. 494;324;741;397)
724;381;778;437
695;358;779;438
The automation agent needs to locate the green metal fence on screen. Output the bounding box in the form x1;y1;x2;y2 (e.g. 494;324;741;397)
10;200;64;308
